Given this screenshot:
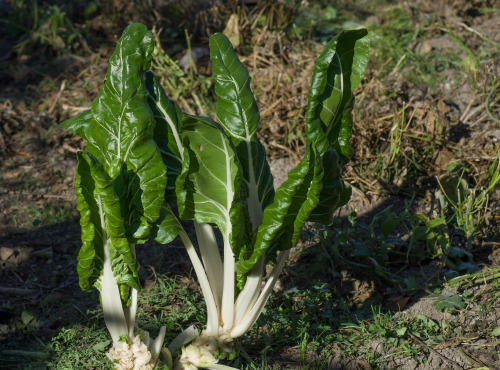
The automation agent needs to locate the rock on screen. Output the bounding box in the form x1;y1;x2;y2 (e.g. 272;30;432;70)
178;47;209;71
0;247;13;261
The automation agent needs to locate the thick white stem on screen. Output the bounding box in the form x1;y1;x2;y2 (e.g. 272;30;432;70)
167;325;197;354
179;230;219;337
230;250;289;338
194;222;223;316
125;288;138;340
221;235;235;331
221;135;236;331
124;244;137;341
98;196;128;344
149;325;167;362
234;257;264;324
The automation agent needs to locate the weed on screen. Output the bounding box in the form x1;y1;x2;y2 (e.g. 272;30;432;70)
4;0;88;56
436;151;500;249
150;28;215;117
48;325;114;369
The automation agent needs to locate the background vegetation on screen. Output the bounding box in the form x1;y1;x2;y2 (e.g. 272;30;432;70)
0;0;499;368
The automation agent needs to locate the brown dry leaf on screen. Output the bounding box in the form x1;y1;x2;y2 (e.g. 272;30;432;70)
433;337;462;350
434;149;456;170
1;170;20;180
39;293;69;307
383;296;410;311
223;14;240;48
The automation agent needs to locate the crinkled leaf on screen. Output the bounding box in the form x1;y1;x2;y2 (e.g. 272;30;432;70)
84;23;166;239
75;152;140;304
210;32;274;228
75;151;104;292
306;29;368;224
308;149;346;225
61;109;91;138
236;145;323;274
306;29;369;161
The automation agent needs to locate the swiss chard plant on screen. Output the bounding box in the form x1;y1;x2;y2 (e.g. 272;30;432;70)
63;23;369;369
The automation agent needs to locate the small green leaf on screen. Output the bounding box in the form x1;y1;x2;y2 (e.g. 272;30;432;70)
21;311;36;325
448;246;472;258
411;225;430;241
396;327;407;336
491;327;500;337
93;339;111;352
428;216;445;229
433;295;465;311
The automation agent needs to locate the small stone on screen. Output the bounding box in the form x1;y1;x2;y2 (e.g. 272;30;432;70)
0;247;14;261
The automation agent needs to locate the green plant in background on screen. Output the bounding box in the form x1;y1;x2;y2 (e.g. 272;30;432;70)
436;151;500;249
62;22;369;368
150;29;215;117
4;0;88;55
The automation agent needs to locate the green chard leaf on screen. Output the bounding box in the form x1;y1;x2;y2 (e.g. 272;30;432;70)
61;109;91;138
75;152;140;302
75;151;104;292
306;29;369;160
145;71;184;202
236;145;323;274
306;29;369;225
84;23;166;240
176;115;247;256
210;33;274;229
308;148;349;225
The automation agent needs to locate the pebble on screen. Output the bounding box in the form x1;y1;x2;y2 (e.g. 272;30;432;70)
0;247;14;261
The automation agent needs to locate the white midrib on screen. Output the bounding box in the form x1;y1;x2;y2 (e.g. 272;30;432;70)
221;133;235;331
153;98;184;160
246;138;264;229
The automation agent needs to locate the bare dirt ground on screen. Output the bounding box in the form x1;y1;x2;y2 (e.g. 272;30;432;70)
1;0;499;369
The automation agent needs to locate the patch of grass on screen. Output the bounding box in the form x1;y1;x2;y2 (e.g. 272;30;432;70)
436;151;500;249
48;324;114;369
4;0;89;57
41;273;205;368
29;205;73;227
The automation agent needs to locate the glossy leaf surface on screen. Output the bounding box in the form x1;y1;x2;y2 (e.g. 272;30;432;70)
146;71;184;201
210;33;274;228
176;115;246;254
306;29;369;161
61;109;91;138
236;145;323;274
75;152;140;303
84;23;166;239
306;29;369;225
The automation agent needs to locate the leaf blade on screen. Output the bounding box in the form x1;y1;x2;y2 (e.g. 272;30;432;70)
84;23;167;239
236;146;323;274
210;33;274;229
